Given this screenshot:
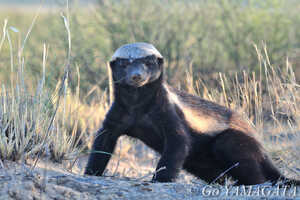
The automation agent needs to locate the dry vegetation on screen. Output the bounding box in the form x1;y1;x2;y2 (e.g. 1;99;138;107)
0;0;300;193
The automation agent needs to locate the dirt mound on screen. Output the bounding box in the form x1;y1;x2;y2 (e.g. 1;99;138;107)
0;160;298;200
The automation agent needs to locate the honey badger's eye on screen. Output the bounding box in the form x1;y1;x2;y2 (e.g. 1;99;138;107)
145;58;157;66
116;59;129;67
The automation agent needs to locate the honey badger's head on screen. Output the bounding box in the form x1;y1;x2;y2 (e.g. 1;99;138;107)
109;42;164;87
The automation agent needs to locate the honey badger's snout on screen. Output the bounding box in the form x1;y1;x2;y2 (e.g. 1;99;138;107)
131;74;141;82
129;66;143;82
126;63;149;87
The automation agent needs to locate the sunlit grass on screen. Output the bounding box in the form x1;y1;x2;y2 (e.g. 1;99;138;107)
0;7;88;166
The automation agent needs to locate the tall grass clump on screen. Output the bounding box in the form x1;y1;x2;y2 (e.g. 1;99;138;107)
0;8;87;165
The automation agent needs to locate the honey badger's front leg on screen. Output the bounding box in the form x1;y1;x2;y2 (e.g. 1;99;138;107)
85;103;130;176
85;127;118;176
152;111;190;182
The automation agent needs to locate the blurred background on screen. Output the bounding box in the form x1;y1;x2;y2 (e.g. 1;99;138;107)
0;0;300;181
1;0;300;95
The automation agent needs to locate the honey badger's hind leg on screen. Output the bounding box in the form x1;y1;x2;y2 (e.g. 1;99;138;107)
211;129;274;185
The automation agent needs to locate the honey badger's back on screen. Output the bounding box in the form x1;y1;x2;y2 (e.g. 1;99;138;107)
164;84;255;136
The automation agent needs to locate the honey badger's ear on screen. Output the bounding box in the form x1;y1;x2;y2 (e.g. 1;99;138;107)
109;60;116;68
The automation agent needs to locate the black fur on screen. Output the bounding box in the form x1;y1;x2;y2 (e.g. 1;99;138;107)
85;48;300;186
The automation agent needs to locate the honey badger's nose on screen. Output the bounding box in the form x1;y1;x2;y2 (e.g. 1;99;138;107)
131;73;142;82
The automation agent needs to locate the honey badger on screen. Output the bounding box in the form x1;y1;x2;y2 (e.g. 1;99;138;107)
85;42;300;185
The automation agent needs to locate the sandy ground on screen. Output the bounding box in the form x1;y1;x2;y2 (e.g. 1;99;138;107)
0;158;299;200
0;136;299;200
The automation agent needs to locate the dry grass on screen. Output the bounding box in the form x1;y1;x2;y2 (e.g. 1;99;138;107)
0;4;299;183
0;6;87;166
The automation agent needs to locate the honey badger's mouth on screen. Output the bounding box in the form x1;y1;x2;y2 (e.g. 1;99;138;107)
126;78;149;87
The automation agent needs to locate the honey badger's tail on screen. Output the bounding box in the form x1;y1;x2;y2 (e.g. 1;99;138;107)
262;156;300;186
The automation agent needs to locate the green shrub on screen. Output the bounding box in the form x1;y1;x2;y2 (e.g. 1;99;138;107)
1;0;300;95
